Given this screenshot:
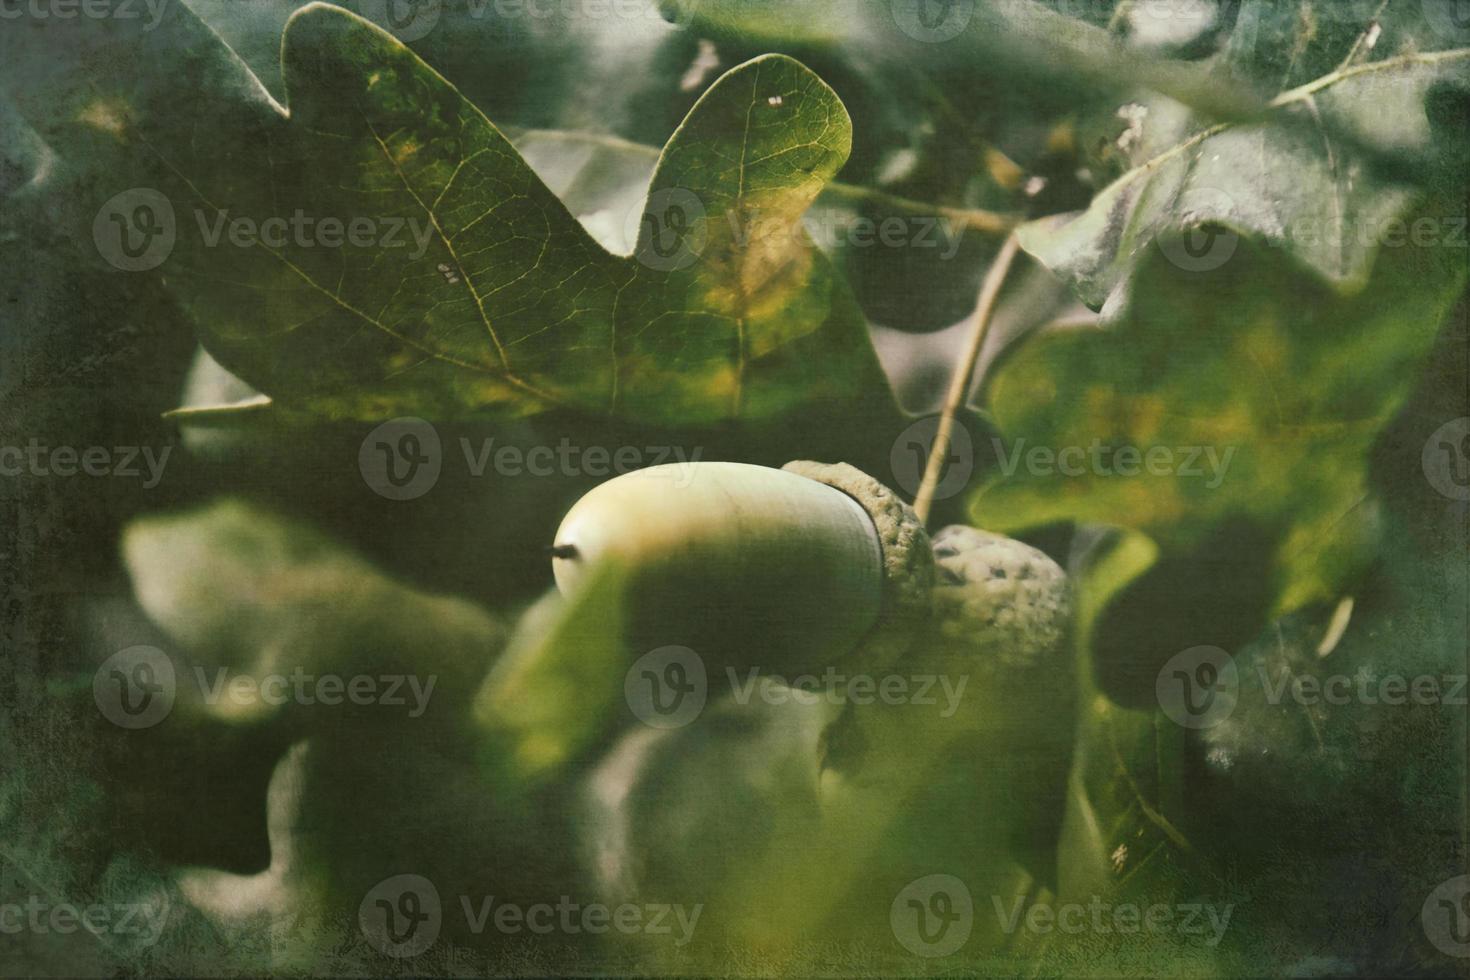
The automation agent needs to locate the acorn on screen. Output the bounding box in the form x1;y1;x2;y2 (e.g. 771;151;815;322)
928;523;1071;673
812;522;1074;789
561;464;1078;949
551;461;933;670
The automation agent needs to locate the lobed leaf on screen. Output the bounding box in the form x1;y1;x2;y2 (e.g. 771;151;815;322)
1019;19;1470;308
978;221;1468;618
1;3;890;426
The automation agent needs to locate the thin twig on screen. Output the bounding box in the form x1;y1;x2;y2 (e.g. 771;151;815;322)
1336;0;1391;72
816;182;1020;236
1271;45;1470;107
912;233;1023;525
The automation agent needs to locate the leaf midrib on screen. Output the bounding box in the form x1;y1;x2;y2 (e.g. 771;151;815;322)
1107;46;1470;204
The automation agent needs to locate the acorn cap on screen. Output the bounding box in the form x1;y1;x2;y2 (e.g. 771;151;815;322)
782;460;934;665
929;524;1071;671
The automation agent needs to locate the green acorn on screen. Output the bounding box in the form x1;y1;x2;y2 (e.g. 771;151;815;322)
551;460;933;670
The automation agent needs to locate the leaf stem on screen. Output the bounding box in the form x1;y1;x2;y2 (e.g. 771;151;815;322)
912;232;1023;525
816;181;1020;235
1086;44;1470;217
1335;0;1390;72
1272;45;1470;107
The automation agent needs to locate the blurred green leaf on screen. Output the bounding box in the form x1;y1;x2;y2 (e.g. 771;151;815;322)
978;223;1467;617
675;0;1270;122
472;563;626;787
123;497;503;729
1019;528;1235;976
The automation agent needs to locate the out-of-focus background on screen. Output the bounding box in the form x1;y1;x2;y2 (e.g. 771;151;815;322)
2;1;1468;975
